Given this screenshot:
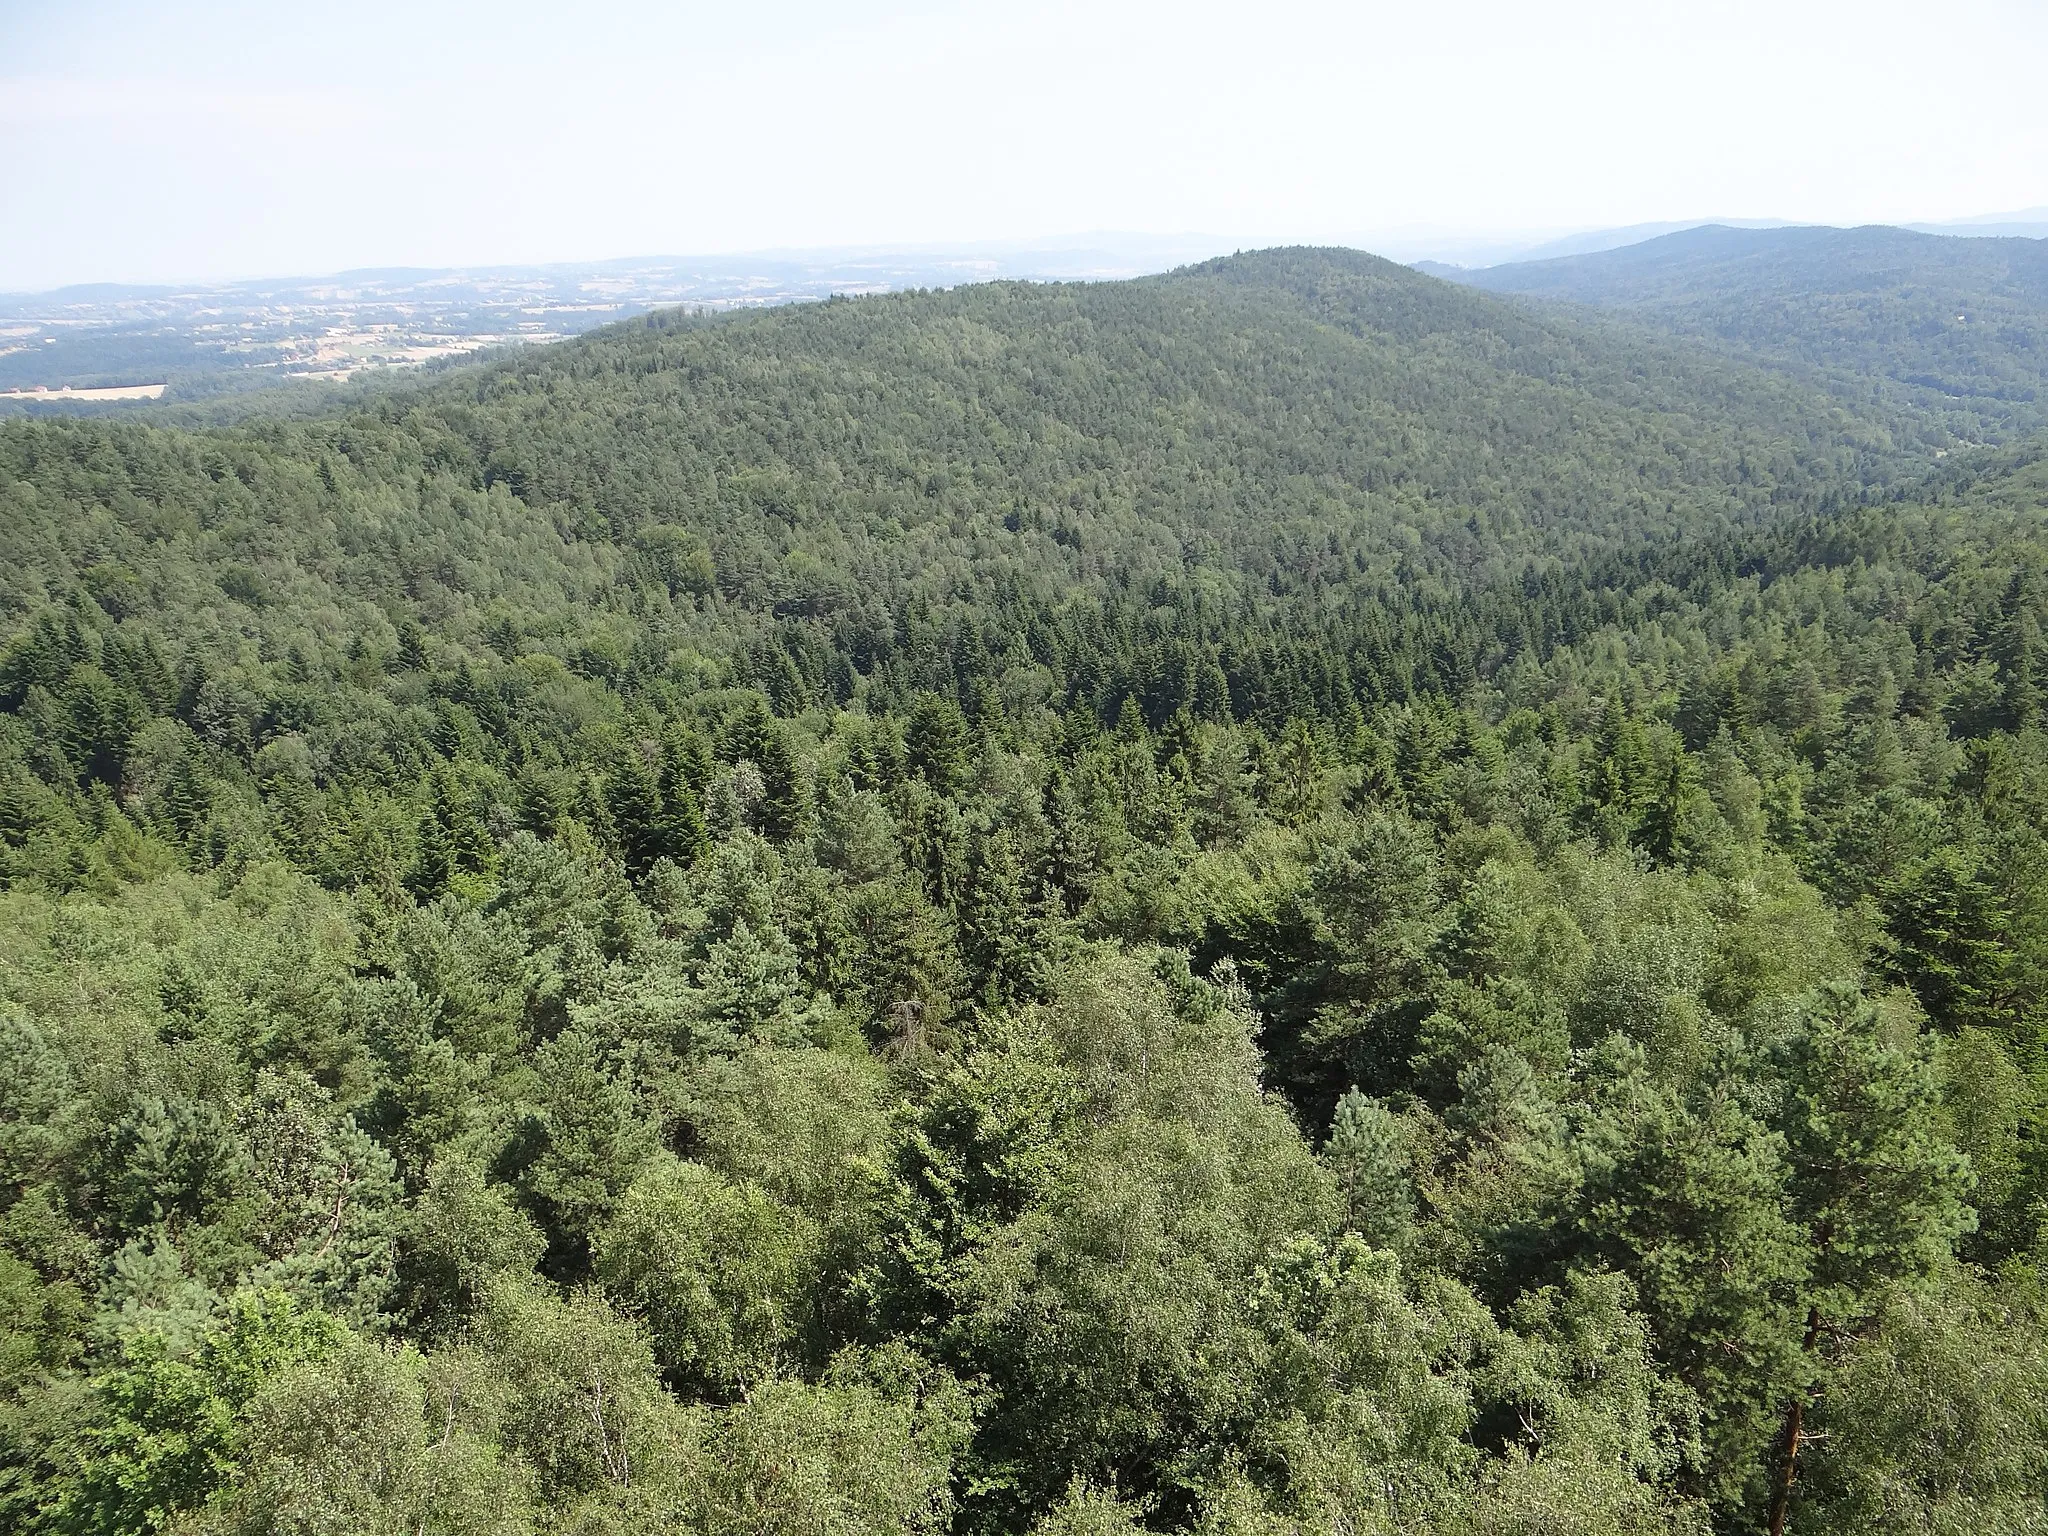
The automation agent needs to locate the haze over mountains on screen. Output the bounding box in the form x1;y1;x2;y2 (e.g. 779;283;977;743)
7;216;2046;407
0;236;1229;402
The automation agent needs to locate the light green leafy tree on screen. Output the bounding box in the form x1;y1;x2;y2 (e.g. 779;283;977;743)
593;1157;818;1395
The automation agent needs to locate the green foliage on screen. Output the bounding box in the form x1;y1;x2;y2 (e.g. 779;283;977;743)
394;1157;546;1332
1469;1270;1709;1536
54;1289;342;1535
594;1158;818;1395
1773;985;1977;1319
1323;1089;1416;1248
2;249;2047;1535
1571;1039;1809;1507
682;1348;969;1536
474;1279;675;1503
1794;1270;2048;1535
195;1334;530;1536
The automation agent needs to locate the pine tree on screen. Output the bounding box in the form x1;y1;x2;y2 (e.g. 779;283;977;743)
1635;743;1707;865
721;695;777;768
697;917;809;1047
1269;717;1329;827
1039;767;1097;915
524;1025;659;1247
1764;985;1976;1536
656;759;707;869
1575;1040;1811;1511
396;620;429;673
1994;566;2043;730
1323;1087;1414;1248
1883;846;2015;1032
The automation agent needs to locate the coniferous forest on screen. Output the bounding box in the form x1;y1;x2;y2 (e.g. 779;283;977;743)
3;245;2047;1535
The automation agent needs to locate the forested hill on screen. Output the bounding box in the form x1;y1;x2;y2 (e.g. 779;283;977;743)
4;249;2048;1536
431;242;1928;584
0;248;1940;734
375;242;1927;583
1447;224;2048;440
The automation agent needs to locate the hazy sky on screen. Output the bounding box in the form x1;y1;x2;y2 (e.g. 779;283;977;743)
4;0;2046;291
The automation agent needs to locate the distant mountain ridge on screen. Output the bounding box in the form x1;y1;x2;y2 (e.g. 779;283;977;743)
1910;205;2048;239
1432;223;2048;441
1382;208;2048;271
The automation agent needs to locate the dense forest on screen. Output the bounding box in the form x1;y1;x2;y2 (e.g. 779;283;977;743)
2;247;2046;1536
1449;224;2048;443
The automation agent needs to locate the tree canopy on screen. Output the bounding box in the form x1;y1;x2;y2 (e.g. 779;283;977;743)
2;247;2047;1535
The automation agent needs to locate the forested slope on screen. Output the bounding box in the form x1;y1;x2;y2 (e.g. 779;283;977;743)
1;251;2046;1536
1450;224;2048;440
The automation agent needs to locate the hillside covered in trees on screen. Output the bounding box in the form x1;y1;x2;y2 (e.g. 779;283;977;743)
2;248;2047;1536
1446;224;2048;443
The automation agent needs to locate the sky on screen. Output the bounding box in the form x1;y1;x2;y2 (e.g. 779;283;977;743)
3;0;2047;292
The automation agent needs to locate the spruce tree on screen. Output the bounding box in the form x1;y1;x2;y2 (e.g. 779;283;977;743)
905;693;970;796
